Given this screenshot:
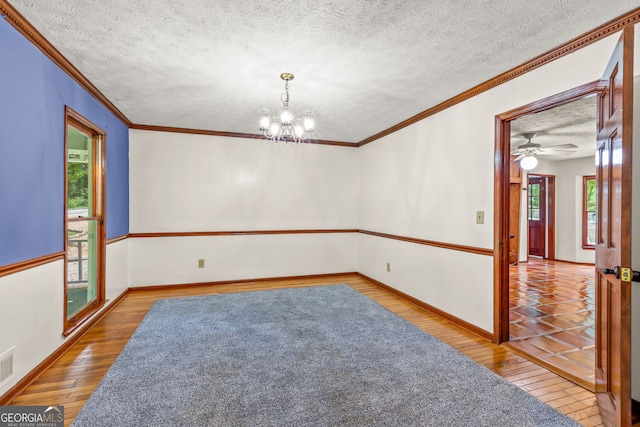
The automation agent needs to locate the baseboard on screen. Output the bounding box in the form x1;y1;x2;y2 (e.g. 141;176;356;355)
357;273;493;342
552;258;595;266
0;289;129;405
128;272;358;292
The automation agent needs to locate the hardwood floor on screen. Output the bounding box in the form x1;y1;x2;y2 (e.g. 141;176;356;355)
8;274;605;426
509;259;596;390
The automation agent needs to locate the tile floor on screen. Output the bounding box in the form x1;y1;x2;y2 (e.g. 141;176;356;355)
509;258;595;389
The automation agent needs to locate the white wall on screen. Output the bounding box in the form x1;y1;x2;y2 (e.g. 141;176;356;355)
129;131;358;232
130;233;357;287
0;262;64;396
358;32;621;334
0;240;128;395
106;239;129;300
128;130;360;285
531;157;596;263
358;233;494;331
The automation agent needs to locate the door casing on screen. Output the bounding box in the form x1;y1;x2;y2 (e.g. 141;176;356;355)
494;80;600;343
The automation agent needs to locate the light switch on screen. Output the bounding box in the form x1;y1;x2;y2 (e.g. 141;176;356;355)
476;211;484;224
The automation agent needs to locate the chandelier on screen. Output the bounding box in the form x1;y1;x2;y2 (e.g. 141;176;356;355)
259;73;315;143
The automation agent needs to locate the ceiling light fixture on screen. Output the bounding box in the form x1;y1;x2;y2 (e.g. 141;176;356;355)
259;73;314;143
520;155;538;171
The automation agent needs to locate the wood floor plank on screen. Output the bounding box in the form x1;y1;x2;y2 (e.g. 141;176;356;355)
6;274;603;426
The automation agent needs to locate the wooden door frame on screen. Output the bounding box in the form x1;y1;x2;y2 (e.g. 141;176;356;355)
493;80;600;343
526;173;556;261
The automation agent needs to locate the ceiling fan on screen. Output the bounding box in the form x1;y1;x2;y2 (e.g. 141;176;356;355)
511;133;577;170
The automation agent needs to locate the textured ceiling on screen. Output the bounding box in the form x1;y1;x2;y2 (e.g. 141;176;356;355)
6;1;639;143
511;95;597;161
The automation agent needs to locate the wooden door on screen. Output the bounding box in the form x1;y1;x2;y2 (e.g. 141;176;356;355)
594;27;633;427
527;175;545;257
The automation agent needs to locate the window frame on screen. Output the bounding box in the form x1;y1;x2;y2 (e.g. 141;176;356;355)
63;107;107;336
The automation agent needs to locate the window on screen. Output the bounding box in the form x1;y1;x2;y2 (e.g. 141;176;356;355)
527;182;540;220
582;175;596;249
64;107;106;336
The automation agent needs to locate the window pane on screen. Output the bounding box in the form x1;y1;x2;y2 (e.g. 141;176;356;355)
587;221;596;246
532;196;540;209
583;176;597;247
66;219;98;319
67;127;93;216
66;121;101;326
586;179;597;212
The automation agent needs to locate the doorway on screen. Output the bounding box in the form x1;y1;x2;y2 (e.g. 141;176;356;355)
495;82;599;388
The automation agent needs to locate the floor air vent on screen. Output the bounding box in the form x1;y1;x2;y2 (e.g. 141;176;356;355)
0;346;15;385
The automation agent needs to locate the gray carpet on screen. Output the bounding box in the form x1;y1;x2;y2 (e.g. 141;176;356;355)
72;285;580;426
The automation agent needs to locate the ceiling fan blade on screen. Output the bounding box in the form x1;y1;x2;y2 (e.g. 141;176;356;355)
544;143;578;149
537;150;574;156
542;148;577;152
513;154;526;161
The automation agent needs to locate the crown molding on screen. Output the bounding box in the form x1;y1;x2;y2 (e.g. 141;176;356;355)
0;0;132;126
130;124;356;147
357;6;640;146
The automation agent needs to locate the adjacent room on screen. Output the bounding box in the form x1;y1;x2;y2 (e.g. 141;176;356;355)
1;1;640;426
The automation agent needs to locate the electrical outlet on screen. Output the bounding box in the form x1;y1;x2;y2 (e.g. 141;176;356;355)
476;211;484;224
198;259;205;268
386;262;391;272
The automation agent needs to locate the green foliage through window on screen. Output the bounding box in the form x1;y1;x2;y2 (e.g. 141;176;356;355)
528;183;540;221
68;162;89;209
583;176;596;247
586;178;596;212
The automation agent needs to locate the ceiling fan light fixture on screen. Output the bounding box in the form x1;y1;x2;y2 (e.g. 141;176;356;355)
520;155;538;171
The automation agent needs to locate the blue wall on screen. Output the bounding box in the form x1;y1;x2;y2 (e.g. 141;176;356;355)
0;17;129;267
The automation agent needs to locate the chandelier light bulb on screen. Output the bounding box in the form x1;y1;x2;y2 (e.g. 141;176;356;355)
303;110;315;132
280;109;294;125
268;117;281;137
294;120;305;138
259;109;271;130
520;155;538;171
